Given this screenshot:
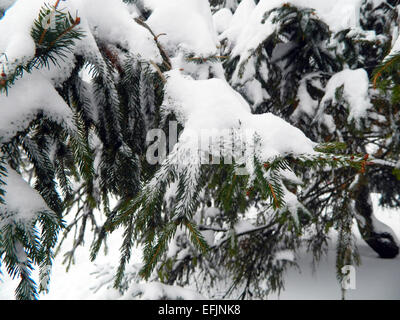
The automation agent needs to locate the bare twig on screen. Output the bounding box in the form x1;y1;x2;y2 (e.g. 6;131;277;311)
134;17;172;70
150;60;167;83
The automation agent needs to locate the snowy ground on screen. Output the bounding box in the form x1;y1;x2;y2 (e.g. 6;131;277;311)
269;242;400;300
270;195;400;300
1;194;399;300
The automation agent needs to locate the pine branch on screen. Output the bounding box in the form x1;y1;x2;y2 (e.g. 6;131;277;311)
0;4;84;94
372;52;400;89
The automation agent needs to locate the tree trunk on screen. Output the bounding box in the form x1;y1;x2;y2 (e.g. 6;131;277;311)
353;176;399;259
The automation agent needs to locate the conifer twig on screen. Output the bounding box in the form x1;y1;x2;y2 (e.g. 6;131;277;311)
373;55;399;89
185;221;207;253
268;183;280;208
38;0;62;45
49;17;81;48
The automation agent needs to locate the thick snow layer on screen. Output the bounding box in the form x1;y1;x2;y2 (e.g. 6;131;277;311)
0;0;162;72
163;70;316;165
0;1;79;86
319;68;372;124
213;8;233;35
0;0;43;66
0;0;166;145
0;166;49;228
76;0;160;62
220;0;270;61
0;0;15;9
308;0;363;33
144;0;219;56
0;71;74;143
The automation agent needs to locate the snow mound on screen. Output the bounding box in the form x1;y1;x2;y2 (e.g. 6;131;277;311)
144;0;219;56
213;8;233;35
0;0;15;10
163;70;316;166
0;71;74;143
0;0;161;68
0;0;43;65
77;0;160;62
319;68;372;124
0;166;50;228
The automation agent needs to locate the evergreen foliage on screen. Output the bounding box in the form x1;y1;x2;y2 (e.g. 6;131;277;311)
1;0;399;300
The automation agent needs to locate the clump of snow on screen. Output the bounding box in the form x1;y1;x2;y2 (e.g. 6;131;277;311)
0;0;161;69
386;35;400;62
291;74;321;121
14;240;28;263
0;166;50;228
124;281;206;300
309;0;363;33
279;169;303;187
319;68;372;125
204;207;220;219
234;220;255;234
162;70;317;168
144;0;219;57
241;78;269;108
166;227;186;258
200;230;215;246
280;185;307;225
0;0;170;146
0;71;74;143
213;8;233;34
0;0;16;11
77;0;160;62
0;0;43;67
169;51;225;80
220;0;271;61
274;249;295;262
88;260;207;300
39;50;78;87
372;217;400;245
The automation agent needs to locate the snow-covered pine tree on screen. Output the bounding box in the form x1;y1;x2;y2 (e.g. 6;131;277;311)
0;0;394;300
